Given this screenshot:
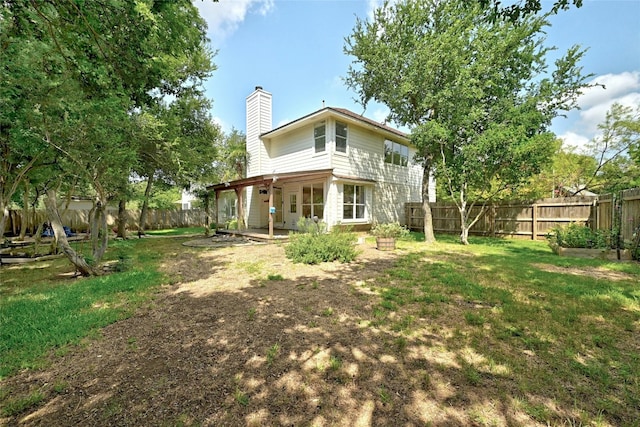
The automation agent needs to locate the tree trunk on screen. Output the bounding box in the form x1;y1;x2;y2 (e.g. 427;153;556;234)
45;189;98;276
139;174;154;235
90;197;109;262
458;189;469;245
116;199;128;239
460;223;470;245
18;180;29;241
0;197;7;242
421;163;436;243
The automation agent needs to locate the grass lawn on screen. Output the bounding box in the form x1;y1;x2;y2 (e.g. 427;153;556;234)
0;238;171;378
144;226;208;236
1;233;638;425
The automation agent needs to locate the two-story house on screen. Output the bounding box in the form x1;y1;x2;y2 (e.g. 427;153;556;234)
208;87;434;237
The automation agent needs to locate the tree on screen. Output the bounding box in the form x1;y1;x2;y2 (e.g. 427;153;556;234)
579;103;640;194
217;128;248;181
193;128;247;233
479;0;582;21
1;1;216;273
134;94;220;235
345;0;591;244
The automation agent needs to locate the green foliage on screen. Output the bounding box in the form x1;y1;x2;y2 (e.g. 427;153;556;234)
285;228;358;264
370;222;410;239
1;391;44;417
131;182;182;211
266;344;280;365
233;388;249;406
547;223;610;249
479;0;583;21
296;217;328;235
345;0;592;244
0;0;217;255
216;128;248;181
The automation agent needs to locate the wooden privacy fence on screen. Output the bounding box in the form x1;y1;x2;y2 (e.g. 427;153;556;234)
406;189;640;243
4;208;206;236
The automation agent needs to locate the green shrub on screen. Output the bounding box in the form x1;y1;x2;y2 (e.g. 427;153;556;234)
547;223;610;249
295;216;327;235
285;227;358;264
226;218;238;230
370;222;410;239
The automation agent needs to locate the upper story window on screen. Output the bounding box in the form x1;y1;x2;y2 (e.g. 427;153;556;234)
335;121;347;153
384;140;409;166
314;122;326;153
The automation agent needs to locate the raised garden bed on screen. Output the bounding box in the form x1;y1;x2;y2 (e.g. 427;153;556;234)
0;253;65;265
552;245;632;261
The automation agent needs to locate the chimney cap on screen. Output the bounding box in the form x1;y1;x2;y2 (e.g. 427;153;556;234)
255;85;263;91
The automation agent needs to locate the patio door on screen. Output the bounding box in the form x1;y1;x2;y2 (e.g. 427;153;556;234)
285;191;298;229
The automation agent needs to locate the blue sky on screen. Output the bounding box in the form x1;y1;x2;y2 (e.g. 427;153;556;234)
194;0;640;151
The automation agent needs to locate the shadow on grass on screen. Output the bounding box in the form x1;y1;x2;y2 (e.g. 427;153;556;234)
2;239;638;426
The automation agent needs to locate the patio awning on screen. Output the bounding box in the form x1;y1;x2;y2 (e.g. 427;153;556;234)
207;168;334;193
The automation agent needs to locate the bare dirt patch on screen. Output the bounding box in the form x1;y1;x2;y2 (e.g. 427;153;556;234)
532;263;635;282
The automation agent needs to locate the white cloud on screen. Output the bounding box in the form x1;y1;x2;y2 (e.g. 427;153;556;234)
560;71;640;151
557;131;590;151
577;71;640;109
195;0;274;41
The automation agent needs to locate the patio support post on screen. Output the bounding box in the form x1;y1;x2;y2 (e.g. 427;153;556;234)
268;181;274;238
235;187;245;230
214;190;219;229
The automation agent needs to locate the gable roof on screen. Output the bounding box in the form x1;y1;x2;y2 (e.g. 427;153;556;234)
260;107;409;142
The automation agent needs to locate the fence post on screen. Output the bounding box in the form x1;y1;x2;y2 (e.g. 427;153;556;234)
491;205;496;237
531;203;538;240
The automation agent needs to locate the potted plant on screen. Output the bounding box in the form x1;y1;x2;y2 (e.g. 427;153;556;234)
370;222;410;251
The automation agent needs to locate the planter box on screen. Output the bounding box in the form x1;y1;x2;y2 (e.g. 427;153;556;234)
553;246;632;261
376;237;396;251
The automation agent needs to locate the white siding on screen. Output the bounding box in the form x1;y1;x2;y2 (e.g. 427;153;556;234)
267;124;331;174
264;117;424;227
373;182;415;225
334;124;423;190
246;186;268;228
242;95;433;228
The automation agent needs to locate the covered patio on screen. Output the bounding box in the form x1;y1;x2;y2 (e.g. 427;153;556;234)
207;169;333;239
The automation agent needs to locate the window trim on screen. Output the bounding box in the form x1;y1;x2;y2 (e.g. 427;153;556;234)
335;121;348;154
342;184;366;221
302;183;324;219
384;139;409;167
314;122;326;153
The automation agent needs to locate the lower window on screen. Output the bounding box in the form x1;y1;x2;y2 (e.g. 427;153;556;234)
302;184;324;219
343;184;365;220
